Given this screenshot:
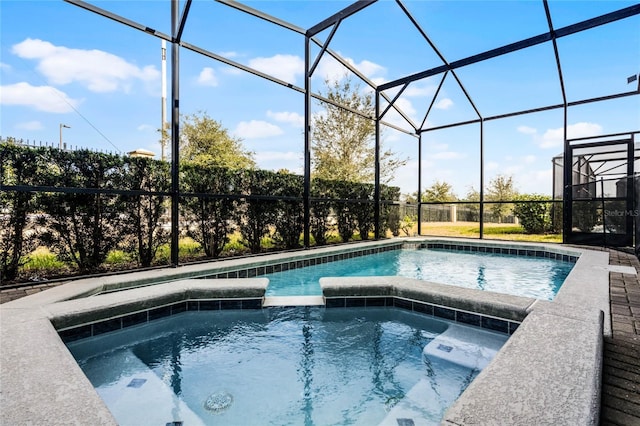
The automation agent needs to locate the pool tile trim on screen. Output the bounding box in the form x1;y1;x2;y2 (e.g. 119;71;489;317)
201;243;402;281
59;292;519;344
57;297;264;343
324;295;518;334
407;240;579;263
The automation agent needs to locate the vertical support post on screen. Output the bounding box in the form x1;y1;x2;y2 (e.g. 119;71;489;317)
626;137;634;245
562;106;571;242
161;39;167;162
303;35;311;248
417;133;422;235
601;178;607;247
170;0;180;267
374;90;381;239
479;120;484;239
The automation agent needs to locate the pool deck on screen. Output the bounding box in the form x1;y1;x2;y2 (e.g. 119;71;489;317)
597;247;640;425
1;241;640;424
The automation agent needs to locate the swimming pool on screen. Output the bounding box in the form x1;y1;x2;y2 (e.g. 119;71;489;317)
263;248;574;300
67;307;508;426
1;239;610;425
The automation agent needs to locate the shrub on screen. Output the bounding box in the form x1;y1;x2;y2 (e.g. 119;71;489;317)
513;195;552;234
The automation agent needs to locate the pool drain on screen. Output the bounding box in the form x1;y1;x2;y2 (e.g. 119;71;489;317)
204;391;233;414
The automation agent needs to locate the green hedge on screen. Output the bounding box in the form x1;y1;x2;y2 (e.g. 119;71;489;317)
0;143;400;282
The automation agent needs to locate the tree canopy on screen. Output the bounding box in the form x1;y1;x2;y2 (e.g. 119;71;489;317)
311;76;406;184
422;180;457;202
485;174;518;222
180;112;255;169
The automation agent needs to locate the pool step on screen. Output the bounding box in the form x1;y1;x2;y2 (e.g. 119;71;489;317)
263;295;325;307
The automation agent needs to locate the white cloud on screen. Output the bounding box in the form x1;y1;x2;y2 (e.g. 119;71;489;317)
388;159;419;194
221;66;243;76
249;54;304;83
486;161;500;171
197;67;218;87
404;84;436;97
266;110;304;128
0;62;10;71
503;165;523;175
429;142;449;152
394;98;417;117
316;53;386;84
371;77;387;87
12;38;159;93
523;155;536;164
256;151;301;162
383;98;417;129
137;124;155;132
254;151;303;173
430;151;463;160
234;120;284;139
16;120;43;130
0;82;81;113
517;125;537;135
434;98;453;110
517;168;553;194
352;59;385;78
539;122;603;149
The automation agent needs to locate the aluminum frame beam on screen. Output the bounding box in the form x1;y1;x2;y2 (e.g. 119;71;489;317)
307;0;377;37
379;3;640;92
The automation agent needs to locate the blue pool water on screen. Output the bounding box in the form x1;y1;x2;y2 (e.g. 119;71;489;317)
67;307;507;426
263;249;574;300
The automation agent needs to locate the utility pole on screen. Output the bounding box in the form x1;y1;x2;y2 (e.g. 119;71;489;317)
59;123;70;149
161;39;168;161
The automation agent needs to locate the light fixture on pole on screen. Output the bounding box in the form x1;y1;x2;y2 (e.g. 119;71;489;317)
161;39;168;161
59;124;71;150
627;73;639;91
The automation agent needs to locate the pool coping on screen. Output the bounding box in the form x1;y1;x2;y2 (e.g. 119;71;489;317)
0;238;618;424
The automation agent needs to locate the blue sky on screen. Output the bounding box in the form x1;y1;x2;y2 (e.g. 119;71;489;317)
1;0;639;196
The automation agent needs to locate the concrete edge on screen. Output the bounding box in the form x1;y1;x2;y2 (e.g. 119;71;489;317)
555;247;612;335
441;304;603;425
0;315;117;425
320;276;534;322
44;278;269;330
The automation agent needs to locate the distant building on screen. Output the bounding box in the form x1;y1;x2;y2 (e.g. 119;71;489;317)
127;148;155;158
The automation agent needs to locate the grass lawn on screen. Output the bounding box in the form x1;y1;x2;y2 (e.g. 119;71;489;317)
417;222;563;243
13;223;562;283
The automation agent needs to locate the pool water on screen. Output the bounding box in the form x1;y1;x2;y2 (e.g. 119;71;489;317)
67;307;508;426
263;249;574;300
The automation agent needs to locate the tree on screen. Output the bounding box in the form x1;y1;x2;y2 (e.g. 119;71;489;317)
311;76;406;184
237;169;279;254
460;186;480;222
38;150;125;272
271;171;304;249
310;178;334;246
180;112;255;169
0;144;41;281
422;180;457;202
181;164;237;258
121;157;170;266
486;175;518;223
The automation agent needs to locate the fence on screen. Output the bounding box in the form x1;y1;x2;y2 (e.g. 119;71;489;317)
0;136;118;155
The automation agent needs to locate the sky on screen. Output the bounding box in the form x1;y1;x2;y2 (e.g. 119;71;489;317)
1;0;639;197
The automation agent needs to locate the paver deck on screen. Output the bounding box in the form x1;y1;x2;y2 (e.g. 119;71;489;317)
601;248;640;425
2;245;640;424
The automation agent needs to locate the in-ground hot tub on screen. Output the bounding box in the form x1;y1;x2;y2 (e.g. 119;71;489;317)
0;238;621;425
